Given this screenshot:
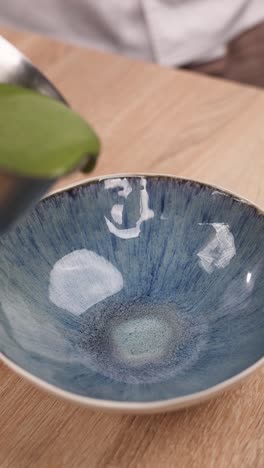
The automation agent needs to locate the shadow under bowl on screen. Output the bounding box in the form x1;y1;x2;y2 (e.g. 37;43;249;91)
1;175;264;413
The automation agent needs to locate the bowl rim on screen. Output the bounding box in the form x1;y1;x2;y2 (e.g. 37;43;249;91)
1;172;264;413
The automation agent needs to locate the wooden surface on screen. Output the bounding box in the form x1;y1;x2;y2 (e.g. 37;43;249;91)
0;27;264;468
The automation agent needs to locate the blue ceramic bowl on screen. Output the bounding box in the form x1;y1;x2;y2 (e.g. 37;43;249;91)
1;175;264;413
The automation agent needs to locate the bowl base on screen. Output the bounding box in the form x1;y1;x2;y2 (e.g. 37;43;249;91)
78;298;207;385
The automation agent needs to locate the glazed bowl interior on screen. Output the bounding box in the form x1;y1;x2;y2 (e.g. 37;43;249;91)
0;175;264;409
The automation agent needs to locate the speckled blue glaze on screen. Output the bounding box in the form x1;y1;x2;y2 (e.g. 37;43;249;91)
1;176;264;403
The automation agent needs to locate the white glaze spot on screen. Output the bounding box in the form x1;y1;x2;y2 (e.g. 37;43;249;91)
104;178;132;198
197;223;236;274
246;272;252;284
111;204;124;225
105;177;154;239
49;249;123;315
112;317;173;367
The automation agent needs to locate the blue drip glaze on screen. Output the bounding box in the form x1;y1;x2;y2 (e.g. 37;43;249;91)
0;176;264;402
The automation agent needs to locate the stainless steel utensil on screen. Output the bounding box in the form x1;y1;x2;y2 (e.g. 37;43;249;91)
0;35;67;103
0;36;98;233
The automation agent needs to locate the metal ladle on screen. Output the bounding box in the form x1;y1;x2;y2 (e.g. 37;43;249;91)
0;36;98;233
0;35;67;103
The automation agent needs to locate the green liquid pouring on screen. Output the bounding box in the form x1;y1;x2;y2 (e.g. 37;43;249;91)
0;83;100;232
0;84;100;178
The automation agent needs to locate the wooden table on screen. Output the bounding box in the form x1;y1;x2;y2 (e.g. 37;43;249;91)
0;27;264;468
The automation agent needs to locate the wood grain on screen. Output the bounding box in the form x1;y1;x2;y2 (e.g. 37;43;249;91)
0;27;264;468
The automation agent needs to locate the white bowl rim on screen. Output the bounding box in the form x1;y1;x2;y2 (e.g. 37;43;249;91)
1;172;264;413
